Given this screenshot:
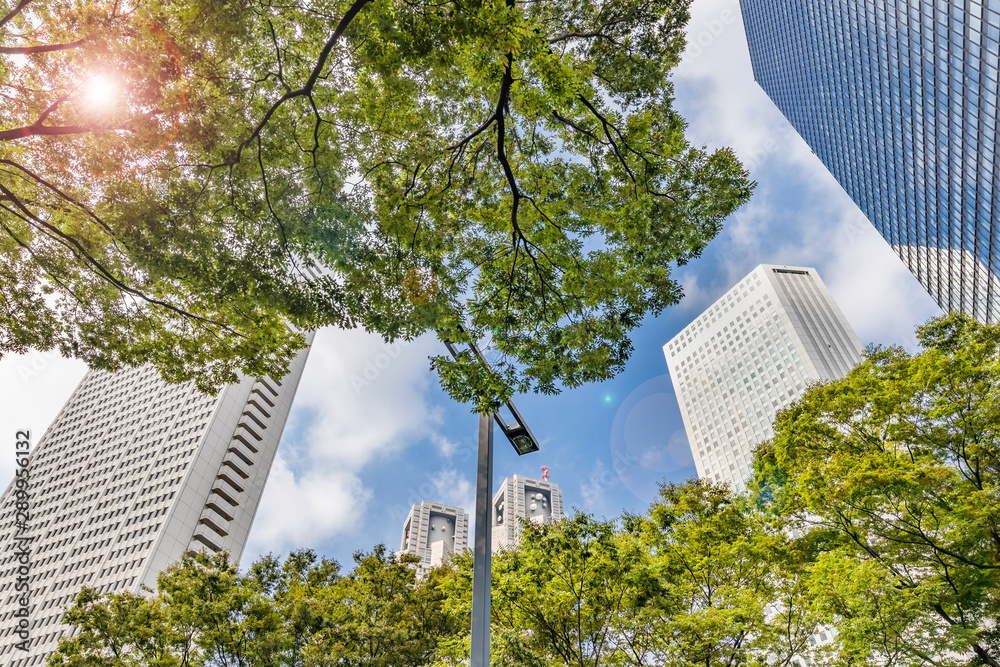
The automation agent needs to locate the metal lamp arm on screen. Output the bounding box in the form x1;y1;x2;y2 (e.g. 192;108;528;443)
439;326;540;455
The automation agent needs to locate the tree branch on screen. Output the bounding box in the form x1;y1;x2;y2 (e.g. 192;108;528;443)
0;123;94;142
932;604;1000;667
551;110;602;144
494;53;519;233
577;95;636;185
0;158;121;243
548;30;621;45
0;38;85;54
0;182;228;329
0;0;32;30
230;0;374;164
0;207;90;307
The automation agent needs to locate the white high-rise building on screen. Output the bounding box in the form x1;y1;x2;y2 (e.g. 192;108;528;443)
0;337;312;664
491;475;564;550
399;501;468;577
663;265;862;490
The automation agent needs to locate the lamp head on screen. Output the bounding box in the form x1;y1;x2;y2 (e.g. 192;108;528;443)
496;419;540;455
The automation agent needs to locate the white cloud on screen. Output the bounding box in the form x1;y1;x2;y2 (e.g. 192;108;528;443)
245;457;371;556
294;329;442;469
0;351;87;486
429;467;475;513
677;0;815;171
579;459;621;514
245;327;445;559
823;212;942;350
430;432;465;459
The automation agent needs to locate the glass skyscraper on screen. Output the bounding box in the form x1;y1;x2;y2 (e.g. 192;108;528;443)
741;0;1000;321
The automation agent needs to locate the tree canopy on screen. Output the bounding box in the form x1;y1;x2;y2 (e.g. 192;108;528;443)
51;482;832;667
756;313;1000;667
47;314;1000;667
475;482;825;666
0;0;752;407
48;547;455;667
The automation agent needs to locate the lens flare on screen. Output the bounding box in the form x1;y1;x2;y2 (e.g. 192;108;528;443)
84;75;117;109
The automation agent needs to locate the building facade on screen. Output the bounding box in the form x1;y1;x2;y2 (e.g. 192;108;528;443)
741;0;1000;322
491;475;564;550
663;265;862;489
398;501;469;577
0;337;312;664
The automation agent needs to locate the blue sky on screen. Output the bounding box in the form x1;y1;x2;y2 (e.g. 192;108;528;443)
0;0;943;570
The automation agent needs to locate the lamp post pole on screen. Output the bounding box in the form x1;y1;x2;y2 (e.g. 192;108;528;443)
441;328;540;667
469;413;493;667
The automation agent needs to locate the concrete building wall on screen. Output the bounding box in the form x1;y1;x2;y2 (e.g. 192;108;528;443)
663;265;862;490
398;501;469;577
0;336;312;664
491;475;564;551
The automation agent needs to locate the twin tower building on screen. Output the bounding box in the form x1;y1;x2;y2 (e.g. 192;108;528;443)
398;474;565;578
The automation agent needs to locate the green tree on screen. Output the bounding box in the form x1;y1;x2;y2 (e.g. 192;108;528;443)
47;547;456;667
50;550;342;667
489;513;652;666
437;481;826;666
308;546;459;666
756;313;1000;667
47;587;188;667
627;481;827;667
0;0;752;407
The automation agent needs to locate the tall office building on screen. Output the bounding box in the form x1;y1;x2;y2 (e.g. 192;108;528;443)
0;337;312;664
741;1;1000;322
491;475;564;550
398;501;469;577
663;265;862;489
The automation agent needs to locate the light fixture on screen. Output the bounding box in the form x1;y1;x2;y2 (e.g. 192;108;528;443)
441;326;541;456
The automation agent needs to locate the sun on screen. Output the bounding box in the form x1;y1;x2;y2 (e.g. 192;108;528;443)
83;75;117;109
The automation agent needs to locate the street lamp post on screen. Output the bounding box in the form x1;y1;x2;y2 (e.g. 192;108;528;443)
442;332;540;667
469;413;493;667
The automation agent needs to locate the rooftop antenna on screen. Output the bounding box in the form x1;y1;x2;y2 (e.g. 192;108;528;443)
541;466;550;481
